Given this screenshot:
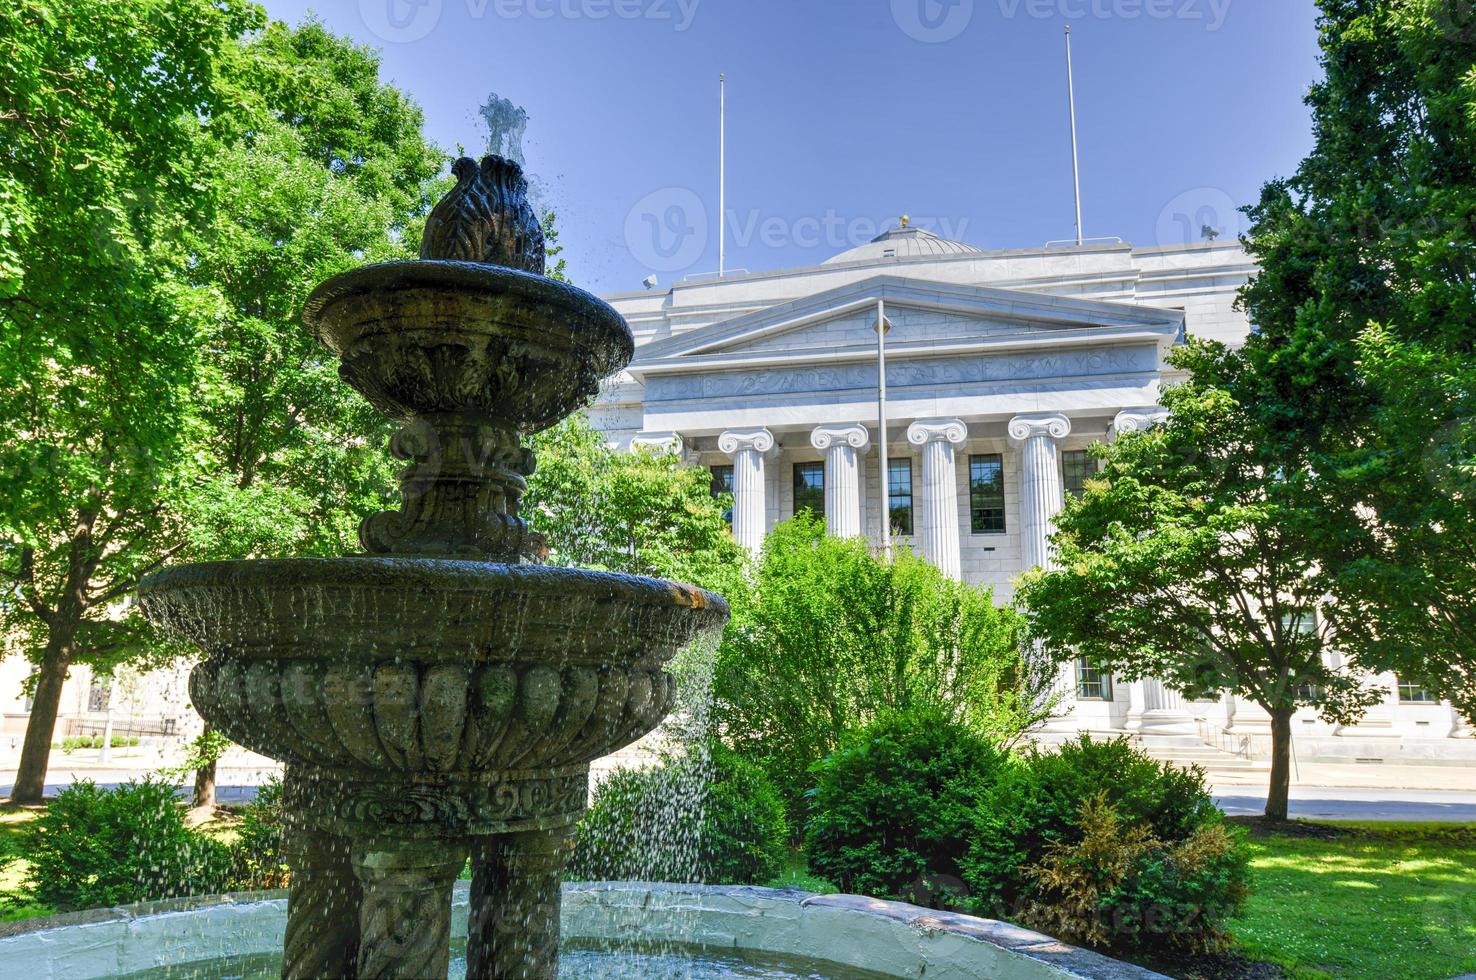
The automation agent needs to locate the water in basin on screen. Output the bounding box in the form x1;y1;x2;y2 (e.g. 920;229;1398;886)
118;941;889;979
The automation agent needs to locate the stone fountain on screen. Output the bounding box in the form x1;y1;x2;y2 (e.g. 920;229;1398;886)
137;154;729;979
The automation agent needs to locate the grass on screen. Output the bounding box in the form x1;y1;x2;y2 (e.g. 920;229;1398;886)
0;807;50;923
765;848;837;894
1229;820;1476;980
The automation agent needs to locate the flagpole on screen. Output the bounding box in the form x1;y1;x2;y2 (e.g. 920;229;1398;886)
1065;26;1084;246
876;298;892;562
719;72;726;277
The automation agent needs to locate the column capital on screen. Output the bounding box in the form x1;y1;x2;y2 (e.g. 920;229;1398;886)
718;427;776;457
906;418;967;447
630;431;685;455
1008;412;1072;444
810;423;870;453
1112;407;1171;437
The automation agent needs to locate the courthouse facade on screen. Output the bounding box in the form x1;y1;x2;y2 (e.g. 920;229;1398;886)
592;225;1473;762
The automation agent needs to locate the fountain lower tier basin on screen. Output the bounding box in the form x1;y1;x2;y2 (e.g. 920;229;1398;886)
137;558;728;778
0;884;1167;980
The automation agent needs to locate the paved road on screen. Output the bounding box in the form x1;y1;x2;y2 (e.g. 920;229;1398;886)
1214;786;1476;822
0;767;276;804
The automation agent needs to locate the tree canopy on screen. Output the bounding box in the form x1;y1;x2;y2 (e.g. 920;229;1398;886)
1236;0;1476;716
0;3;445;802
1017;345;1381;820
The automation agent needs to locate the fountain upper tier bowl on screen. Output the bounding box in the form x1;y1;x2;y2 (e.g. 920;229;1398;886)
137;558;727;777
303;260;634;430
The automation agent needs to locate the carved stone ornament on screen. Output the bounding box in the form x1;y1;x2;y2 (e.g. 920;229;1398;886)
1007;412;1073;443
1113;406;1171;436
421;155;546;273
810;423;871;452
906;418;968;447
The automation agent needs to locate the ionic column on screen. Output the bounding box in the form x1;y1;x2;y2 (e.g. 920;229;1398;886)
719;428;776;555
906;419;968;580
1008;413;1072;572
1138;678;1199;737
810;424;869;539
1010;413;1074;722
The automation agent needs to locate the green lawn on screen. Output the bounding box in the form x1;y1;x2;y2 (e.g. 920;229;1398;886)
1230;821;1476;980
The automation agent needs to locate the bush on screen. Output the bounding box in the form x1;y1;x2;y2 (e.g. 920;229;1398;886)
568;742;787;886
713;516;1044;822
804;709;1006;905
1019;794;1250;958
232;777;288;889
961;735;1226;917
23;779;235;911
54;735;140;753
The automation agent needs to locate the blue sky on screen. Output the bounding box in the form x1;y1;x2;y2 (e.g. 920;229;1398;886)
259;0;1323;293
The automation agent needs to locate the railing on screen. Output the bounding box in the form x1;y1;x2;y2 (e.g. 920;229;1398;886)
1196;718;1254;760
64;716;178;738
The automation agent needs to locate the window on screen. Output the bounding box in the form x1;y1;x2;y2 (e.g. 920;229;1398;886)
709;465;734;525
1076;659;1113;700
1398;680;1438;704
87;681;110;713
969;454;1006;533
888;459;913;535
793;462;825;519
709;465;734;498
1062;449;1094;498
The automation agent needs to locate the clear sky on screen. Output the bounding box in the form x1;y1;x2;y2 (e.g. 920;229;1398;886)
257;0;1323;294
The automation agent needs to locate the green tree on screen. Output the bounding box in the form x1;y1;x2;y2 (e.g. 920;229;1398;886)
1237;0;1476;715
0;0;268;805
1016;347;1381;821
523;413;746;597
0;6;446;804
712;515;1042;816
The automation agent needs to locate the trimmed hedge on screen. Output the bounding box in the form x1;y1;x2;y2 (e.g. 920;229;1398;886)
804;709;1006;904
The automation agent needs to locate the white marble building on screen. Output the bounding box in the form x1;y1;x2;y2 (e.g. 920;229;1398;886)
593;226;1474;763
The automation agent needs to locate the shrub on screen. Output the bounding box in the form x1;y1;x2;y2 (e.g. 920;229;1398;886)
54;735;140;753
23;779;235;911
568;742;787;886
961;735;1225;917
232;777;288;889
804;709;1006;905
713;516;1045;822
1019;794;1250;957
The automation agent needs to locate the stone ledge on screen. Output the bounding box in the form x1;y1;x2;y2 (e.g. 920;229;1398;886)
0;882;1165;980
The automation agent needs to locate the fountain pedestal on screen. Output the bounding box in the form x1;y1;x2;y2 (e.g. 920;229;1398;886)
139;154;729;980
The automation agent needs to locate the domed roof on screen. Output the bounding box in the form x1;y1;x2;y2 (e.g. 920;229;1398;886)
824;222;983;266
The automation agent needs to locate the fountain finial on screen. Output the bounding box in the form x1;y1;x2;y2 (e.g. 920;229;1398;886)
420;154;546;273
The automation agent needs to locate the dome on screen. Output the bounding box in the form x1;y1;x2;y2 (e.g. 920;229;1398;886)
823;222;983;265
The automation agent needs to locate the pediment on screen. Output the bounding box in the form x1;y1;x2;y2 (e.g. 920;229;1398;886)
629;276;1185;375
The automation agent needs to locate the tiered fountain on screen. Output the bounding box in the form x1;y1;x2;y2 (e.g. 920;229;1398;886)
137;154;729;979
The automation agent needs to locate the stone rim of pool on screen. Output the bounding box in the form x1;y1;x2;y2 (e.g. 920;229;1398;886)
0;882;1165;980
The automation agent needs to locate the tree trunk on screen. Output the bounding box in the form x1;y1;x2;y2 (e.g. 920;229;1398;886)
10;623;77;805
1265;706;1295;822
193;722;217;810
